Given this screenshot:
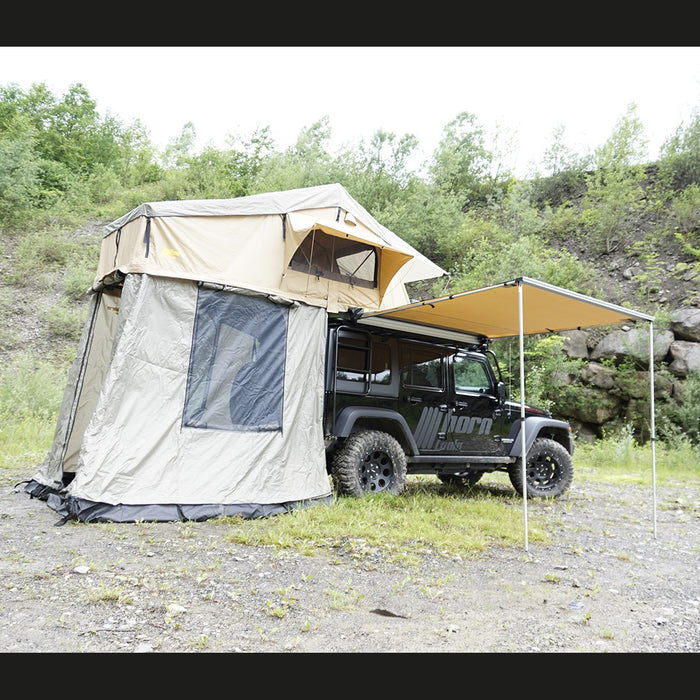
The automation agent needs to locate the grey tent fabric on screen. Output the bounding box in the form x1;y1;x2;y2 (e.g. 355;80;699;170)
28;275;332;522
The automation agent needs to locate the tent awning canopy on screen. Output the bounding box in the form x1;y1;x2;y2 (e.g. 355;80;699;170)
360;276;654;341
361;276;658;551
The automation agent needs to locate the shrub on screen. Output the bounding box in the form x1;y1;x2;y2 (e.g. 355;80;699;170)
657;371;700;446
40;299;86;340
0;352;66;422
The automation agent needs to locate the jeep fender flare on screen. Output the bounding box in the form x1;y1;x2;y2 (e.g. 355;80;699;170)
506;417;574;457
333;406;419;456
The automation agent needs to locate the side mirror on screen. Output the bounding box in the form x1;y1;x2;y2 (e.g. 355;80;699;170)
496;381;507;404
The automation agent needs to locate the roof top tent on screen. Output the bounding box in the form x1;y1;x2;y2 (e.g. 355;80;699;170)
26;184;446;523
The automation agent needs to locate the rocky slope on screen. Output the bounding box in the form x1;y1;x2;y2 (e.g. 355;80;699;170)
557;308;700;441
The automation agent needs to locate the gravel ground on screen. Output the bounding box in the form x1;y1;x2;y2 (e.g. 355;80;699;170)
1;466;698;654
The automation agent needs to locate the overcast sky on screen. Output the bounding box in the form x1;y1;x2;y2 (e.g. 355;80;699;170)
1;46;698;176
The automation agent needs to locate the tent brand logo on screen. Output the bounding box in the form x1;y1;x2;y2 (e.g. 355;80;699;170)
162;248;181;257
105;305;119;314
414;406;492;450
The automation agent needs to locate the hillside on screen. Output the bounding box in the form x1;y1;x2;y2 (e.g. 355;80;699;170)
2;195;698;364
1;165;699;448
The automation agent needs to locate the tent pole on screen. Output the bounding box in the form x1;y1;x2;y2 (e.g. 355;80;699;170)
649;321;657;538
518;281;528;551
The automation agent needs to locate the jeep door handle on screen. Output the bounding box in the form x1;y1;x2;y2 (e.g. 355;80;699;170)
408;396;423;404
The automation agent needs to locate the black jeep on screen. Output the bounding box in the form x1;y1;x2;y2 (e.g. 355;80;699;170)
324;316;574;499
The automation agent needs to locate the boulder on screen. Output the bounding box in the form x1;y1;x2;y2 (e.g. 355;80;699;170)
558;386;622;425
590;327;673;367
560;329;589;359
583;361;616;389
670;309;700;342
668;340;700;377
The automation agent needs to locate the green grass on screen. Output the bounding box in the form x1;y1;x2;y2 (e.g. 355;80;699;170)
574;434;700;487
0;415;55;473
216;477;541;563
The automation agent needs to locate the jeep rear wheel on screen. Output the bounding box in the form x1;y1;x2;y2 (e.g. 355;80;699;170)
332;430;407;497
508;437;573;498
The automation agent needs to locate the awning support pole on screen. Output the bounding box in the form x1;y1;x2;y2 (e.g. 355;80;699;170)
649;321;657;538
518;281;528;551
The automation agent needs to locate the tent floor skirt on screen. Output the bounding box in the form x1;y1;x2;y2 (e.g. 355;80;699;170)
23;480;333;524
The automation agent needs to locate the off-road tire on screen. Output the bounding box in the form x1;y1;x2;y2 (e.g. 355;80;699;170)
508;437;573;498
438;472;483;488
331;430;407;497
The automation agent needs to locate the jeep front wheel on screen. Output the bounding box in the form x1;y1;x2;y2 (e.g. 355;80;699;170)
331;430;407;497
508;437;573;498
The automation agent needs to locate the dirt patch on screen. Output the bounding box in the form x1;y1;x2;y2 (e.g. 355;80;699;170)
1;467;698;654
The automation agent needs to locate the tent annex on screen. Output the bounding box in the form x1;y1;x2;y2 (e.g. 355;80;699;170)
25;184;446;523
361;277;658;549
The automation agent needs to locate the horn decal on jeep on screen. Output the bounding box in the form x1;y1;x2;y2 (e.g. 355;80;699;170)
414;406;492;450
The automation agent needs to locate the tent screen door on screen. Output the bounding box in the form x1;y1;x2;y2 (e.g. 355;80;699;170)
183;288;288;431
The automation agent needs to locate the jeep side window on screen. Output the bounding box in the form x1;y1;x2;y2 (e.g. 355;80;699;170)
337;337;392;385
400;345;445;389
453;355;492;393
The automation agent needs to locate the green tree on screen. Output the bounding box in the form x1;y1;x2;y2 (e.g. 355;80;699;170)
530;125;589;208
0;81;161;225
0;124;43;227
429;111;493;206
256;118;337;193
39;83;121;174
580;104;649;255
162;121;198;168
114;119;162;186
338;129;420;209
659;107;700;189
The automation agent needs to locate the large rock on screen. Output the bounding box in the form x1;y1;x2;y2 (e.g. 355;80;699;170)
590;327;673;367
558;386;622;424
560;329;589;359
670;309;700;342
668;340;700;377
583;361;615;389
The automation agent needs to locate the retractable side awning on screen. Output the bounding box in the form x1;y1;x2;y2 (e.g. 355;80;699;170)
363;276;659;551
361;276;654;339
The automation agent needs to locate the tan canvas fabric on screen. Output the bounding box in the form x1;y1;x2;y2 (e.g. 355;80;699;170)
93;185;445;313
363;277;654;339
32;289;122;486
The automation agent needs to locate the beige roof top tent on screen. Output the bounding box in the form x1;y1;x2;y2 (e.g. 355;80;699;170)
26;184;446;523
361;277;657;550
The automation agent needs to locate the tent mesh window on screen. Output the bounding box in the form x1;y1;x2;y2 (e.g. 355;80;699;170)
289;228;377;288
183;289;288;432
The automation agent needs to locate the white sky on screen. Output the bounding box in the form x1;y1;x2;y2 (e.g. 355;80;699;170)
1;46;698;177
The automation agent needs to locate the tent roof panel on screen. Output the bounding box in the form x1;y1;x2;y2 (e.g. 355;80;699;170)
103;183;446;284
